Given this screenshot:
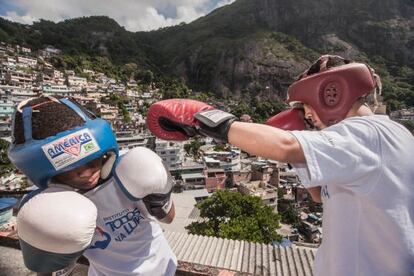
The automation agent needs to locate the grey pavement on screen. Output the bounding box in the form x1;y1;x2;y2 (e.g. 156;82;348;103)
0;246;88;276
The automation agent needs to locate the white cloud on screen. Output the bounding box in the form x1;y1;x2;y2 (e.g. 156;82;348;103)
1;0;224;31
214;0;236;9
3;11;36;25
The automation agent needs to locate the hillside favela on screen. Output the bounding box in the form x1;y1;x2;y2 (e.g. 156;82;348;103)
0;0;413;275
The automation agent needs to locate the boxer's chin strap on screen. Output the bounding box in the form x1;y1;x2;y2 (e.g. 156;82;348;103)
22;107;33;143
101;151;117;180
370;68;382;113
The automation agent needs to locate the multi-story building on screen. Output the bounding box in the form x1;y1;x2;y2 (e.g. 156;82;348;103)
238;180;278;211
42;84;78;97
0;99;15;137
0;69;5;84
10;88;38;105
180;172;206;190
116;134;149;151
36;73;54;85
100;104;119;121
85;82;99;93
154;140;184;169
204;167;226;192
3;57;16;69
202;148;241;172
169;164;205;190
16;56;37;68
21;47;32;54
43;68;65;85
67;76;88;88
39;45;61;57
5;71;33;86
390;108;414;121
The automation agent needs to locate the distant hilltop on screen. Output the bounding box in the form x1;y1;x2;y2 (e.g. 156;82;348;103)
0;0;413;109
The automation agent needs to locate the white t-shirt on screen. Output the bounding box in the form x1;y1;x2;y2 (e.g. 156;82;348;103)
291;115;414;276
83;177;177;276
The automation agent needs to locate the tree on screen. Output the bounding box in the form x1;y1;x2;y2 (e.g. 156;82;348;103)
136;69;154;85
183;137;205;160
0;138;14;174
280;202;300;227
121;62;138;81
213;143;228;152
186;190;282;243
401;120;414;134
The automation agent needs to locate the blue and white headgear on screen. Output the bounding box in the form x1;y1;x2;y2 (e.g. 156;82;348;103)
8;97;119;188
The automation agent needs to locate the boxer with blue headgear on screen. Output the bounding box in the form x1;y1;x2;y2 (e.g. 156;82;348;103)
10;96;177;276
9;96;119;189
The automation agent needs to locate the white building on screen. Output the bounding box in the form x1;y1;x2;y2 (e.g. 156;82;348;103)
155;139;184;169
5;71;33;87
10;88;38;105
39;45;61;57
202;148;241;172
42;84;78;97
21;47;32;54
238;180;278;210
100;104;118;121
17;56;37;68
116;134;148;151
67;76;88;88
3;57;16;69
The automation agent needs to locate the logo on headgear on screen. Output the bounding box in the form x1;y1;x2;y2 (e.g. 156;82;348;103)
48;132;93;158
42;129;100;170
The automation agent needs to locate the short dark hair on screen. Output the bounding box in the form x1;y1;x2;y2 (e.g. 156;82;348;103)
13;96;94;145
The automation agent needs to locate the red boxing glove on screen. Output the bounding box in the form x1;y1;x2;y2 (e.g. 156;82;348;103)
147;99;236;142
147;99;213;140
266;108;307;131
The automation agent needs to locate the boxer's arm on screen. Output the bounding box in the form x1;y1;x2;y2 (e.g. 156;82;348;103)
228;121;305;164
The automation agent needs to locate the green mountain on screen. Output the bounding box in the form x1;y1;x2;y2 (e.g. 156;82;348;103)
0;0;413;109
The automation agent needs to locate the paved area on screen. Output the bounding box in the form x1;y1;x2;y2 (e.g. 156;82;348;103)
0;246;34;276
0;246;88;276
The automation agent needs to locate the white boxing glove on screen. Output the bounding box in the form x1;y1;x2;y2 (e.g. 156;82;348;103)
17;185;97;273
114;147;174;220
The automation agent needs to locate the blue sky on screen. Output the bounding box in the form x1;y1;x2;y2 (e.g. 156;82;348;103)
0;0;235;31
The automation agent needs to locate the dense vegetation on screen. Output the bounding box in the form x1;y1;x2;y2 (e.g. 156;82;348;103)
0;0;413;111
186;190;282;243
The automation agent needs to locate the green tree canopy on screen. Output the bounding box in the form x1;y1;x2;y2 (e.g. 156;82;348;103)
400;120;414;134
186;190;282;243
183;137;205;160
0;139;14;174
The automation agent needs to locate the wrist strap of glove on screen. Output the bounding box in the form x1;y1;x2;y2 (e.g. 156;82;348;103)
194;110;236;142
143;191;173;220
51;263;76;276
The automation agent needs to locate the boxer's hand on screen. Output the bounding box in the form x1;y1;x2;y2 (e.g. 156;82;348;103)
114;147;174;221
17;185;97;273
146;99;236;142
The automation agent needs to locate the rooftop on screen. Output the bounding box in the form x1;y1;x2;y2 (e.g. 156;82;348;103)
1;229;316;276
